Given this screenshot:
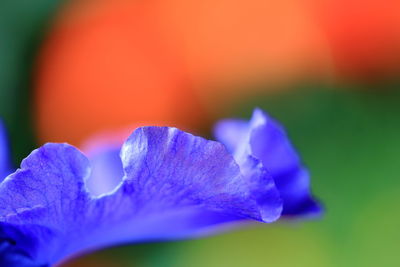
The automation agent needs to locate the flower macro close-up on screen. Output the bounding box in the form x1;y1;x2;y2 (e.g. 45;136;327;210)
0;109;320;266
1;0;399;266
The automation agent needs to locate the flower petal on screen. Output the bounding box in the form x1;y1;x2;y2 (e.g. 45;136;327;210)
84;145;124;196
0;126;282;265
214;108;321;217
0;121;12;181
214;119;248;153
80;126;134;196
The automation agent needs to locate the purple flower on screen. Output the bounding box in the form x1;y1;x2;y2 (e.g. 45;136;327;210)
0;121;12;182
214;108;322;217
0;109;321;266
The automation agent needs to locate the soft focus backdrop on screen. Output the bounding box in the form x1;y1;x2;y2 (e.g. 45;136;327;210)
1;0;399;266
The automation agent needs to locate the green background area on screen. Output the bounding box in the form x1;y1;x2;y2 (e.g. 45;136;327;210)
1;1;399;266
70;86;400;267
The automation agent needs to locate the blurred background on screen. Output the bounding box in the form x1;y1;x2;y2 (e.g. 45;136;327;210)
1;0;399;266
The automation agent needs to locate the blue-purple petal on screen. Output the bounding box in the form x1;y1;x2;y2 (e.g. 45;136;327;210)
0;121;12;181
0;126;282;265
214;108;322;217
214;119;249;153
84;145;124;196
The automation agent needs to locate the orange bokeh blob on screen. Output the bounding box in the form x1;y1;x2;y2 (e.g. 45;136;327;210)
316;0;400;80
36;0;399;145
35;0;330;145
35;0;208;145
